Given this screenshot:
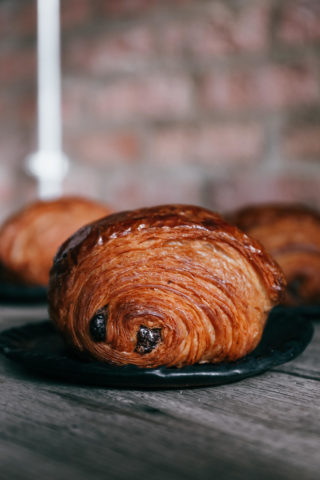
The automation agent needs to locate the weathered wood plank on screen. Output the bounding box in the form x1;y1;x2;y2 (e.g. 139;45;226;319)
0;368;319;480
0;305;47;325
0;305;319;480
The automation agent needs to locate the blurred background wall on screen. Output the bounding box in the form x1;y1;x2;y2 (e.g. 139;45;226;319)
0;0;319;222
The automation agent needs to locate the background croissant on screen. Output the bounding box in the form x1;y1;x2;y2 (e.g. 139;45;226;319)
49;204;285;368
228;204;320;306
0;197;111;286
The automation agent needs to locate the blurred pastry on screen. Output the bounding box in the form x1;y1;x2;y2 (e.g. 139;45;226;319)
228;203;320;305
49;204;285;368
0;197;111;286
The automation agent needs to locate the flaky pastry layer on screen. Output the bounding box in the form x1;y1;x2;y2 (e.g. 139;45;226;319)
229;203;320;305
0;197;110;286
49;204;285;367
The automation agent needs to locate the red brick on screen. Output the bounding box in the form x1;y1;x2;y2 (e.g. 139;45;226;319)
63;164;203;213
284;125;320;158
0;161;35;225
0;2;36;40
61;0;93;29
275;0;320;45
206;173;320;213
0;130;34;167
0;48;36;85
97;0;158;17
15;93;36;125
151;123;263;165
1;0;320;220
65;131;141;165
62;80;85;127
0;89;35;128
97;0;192;17
0;165;16;206
194;124;263;163
200;62;319;112
62;164;105;201
96;166;203;211
64;25;156;75
63;75;193;126
93;75;193;122
150;129;193;164
0;3;14;40
15;2;36;36
161;2;270;57
0;93;13;118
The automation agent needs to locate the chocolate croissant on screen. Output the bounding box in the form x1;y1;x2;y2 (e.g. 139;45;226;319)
0;197;111;286
228;203;320;305
49;204;285;368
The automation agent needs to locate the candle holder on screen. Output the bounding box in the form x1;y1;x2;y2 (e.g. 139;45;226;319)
26;0;69;199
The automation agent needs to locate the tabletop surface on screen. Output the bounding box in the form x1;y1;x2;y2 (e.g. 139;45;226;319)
0;305;319;480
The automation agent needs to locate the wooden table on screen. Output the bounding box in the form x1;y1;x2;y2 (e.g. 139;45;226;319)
0;305;319;480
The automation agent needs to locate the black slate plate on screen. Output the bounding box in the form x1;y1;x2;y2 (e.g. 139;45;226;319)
0;281;47;305
273;304;320;322
0;308;313;389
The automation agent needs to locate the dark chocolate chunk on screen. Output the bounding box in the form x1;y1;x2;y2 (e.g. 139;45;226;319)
135;325;161;354
89;306;108;342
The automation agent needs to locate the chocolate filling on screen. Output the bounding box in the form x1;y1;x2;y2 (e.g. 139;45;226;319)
135;325;161;354
89;305;108;342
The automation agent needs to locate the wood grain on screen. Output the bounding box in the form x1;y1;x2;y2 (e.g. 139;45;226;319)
0;306;319;480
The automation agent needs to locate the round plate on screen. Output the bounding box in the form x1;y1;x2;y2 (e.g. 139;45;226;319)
0;281;47;305
274;304;320;322
0;308;314;389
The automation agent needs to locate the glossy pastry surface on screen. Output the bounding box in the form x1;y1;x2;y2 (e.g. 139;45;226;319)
0;197;111;286
49;204;285;368
229;203;320;305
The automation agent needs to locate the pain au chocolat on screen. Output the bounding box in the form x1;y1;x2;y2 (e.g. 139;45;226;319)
48;204;285;368
228;203;320;306
0;197;111;286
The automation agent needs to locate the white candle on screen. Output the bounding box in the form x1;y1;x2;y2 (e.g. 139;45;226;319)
26;0;69;199
38;0;61;152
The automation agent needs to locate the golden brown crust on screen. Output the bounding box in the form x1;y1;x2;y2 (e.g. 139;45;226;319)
228;203;320;305
0;197;111;286
49;204;285;368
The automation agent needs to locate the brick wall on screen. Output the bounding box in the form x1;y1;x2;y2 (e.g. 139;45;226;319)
0;0;319;222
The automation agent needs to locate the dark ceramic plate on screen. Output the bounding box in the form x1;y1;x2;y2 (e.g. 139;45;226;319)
0;308;313;389
0;281;47;305
273;304;320;322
